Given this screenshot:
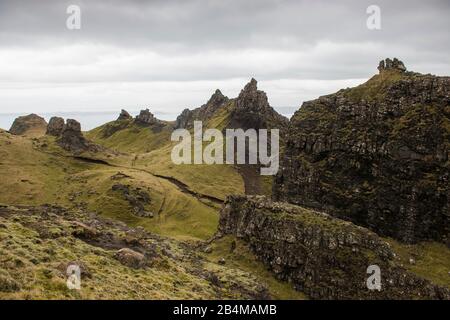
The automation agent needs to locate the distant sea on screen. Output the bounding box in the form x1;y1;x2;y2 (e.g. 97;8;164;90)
0;107;297;131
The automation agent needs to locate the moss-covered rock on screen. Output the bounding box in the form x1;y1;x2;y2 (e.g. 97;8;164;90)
218;195;450;300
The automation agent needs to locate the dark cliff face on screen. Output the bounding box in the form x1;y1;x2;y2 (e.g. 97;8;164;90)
218;195;450;300
274;59;450;244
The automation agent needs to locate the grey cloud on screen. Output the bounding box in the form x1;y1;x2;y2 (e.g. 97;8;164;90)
0;0;449;116
1;0;449;50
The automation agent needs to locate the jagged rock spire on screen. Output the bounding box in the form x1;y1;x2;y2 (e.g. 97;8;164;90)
135;108;159;125
378;58;407;73
206;89;228;107
236;78;269;110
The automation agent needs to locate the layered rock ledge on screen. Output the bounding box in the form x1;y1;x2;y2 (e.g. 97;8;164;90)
218;195;450;300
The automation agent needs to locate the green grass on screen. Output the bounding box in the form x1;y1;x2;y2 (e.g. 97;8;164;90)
386;239;450;288
342;70;405;103
82;168;220;241
203;235;307;300
0;207;267;299
86;120;172;154
0;131;220;241
86;108;246;201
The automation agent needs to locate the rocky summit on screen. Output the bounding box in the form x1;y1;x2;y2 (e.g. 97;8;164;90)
230;78;288;131
9;113;47;136
274;58;449;244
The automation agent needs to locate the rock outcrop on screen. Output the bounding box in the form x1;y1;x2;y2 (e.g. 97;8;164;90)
218;195;450;300
57;119;101;153
174;80;288;131
9;114;47;136
173;80;288;194
111;184;153;218
274;59;450;244
46;117;65;136
135;109;159;126
230;78;288;131
117;109;132;121
175;108;193;129
114;248;147;269
175;89;229;129
378;58;407;73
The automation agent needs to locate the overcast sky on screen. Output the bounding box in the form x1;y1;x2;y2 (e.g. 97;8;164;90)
0;0;449;120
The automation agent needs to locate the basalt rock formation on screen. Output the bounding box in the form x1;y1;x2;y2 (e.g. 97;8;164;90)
378;58;407;72
57;119;101;153
274;58;450;244
9;114;47;136
173;80;288;195
218;195;450;300
117;109;132;121
135;109;160;126
46;116;65;136
174;80;288;131
230;78;288;131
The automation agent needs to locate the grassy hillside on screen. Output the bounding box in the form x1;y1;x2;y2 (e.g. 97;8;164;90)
0;130;219;241
86;105;247;201
0;204;282;299
86;119;173;154
0;129;306;300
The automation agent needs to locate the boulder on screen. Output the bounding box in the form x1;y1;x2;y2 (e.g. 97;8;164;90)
46;117;65;136
114;248;146;269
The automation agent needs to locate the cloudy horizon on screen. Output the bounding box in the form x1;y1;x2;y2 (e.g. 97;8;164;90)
0;0;449;126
